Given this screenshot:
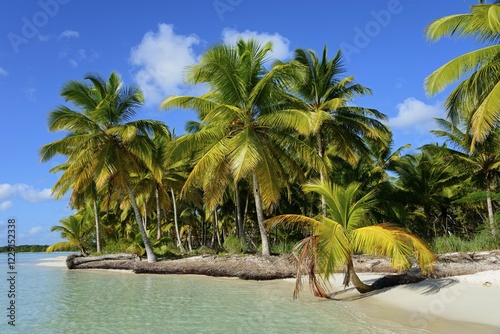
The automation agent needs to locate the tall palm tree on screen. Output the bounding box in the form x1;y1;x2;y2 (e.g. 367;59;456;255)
47;215;92;256
161;39;323;256
266;181;435;299
425;2;500;146
288;46;389;213
427;118;500;237
40;72;169;263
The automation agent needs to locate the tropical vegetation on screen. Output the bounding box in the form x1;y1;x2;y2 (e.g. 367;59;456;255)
42;3;500;297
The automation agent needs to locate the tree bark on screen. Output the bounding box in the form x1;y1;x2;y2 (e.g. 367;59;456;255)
486;183;497;238
155;186;162;240
126;181;156;263
93;198;101;253
252;172;270;256
171;187;185;252
235;184;246;240
317;132;327;217
345;257;374;293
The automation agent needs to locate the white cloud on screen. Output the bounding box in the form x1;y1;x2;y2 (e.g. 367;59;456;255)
29;226;43;235
0;184;53;203
0;201;12;211
130;23;201;106
59;30;80;39
389;98;444;133
0;67;7;77
221;28;293;60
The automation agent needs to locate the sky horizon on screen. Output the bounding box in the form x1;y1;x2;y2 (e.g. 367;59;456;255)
0;0;483;246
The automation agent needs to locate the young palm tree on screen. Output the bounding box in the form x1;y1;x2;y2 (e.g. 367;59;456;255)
40;72;169;263
266;181;435;299
161;39;323;256
425;2;500;145
47;215;92;256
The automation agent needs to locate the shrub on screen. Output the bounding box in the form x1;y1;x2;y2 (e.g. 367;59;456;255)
223;236;244;254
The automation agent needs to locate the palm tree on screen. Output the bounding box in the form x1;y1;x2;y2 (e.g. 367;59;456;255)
427;118;500;237
40;72;169;263
425;2;500;146
266;181;435;298
161;39;323;256
393;148;461;238
288;46;389;214
47;215;92;256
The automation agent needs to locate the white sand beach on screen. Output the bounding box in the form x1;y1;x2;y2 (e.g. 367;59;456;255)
317;271;500;333
36;255;68;267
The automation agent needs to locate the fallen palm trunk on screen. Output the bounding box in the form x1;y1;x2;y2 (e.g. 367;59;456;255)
66;253;139;269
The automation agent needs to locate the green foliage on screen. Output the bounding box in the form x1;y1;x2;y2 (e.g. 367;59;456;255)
0;245;51;253
270;241;294;255
432;230;500;253
223;236;244;254
100;240;132;254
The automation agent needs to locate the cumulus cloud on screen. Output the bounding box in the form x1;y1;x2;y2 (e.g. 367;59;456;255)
0;184;53;203
0;67;7;77
0;201;12;211
221;28;293;60
389;98;444;133
130;23;201;106
59;30;80;39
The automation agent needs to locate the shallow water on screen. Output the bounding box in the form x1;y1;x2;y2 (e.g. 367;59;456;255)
0;253;426;333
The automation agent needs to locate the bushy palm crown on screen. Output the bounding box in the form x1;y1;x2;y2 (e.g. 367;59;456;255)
40;72;168;197
289;47;389;165
425;1;500;146
161;39;323;211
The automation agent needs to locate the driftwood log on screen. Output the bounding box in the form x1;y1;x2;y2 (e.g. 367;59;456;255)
66;253;139;269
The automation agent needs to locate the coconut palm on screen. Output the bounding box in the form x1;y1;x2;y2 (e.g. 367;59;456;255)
288;46;389;214
393;148;461;238
425;2;500;145
427;118;500;237
266;180;435;299
161;39;323;256
47;215;92;256
40;72;169;263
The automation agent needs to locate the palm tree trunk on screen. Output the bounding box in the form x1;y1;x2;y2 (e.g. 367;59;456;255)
126;181;156;263
93;198;101;253
171;187;185;252
486;183;497;238
235;184;245;240
317;133;327;216
252;172;270;256
187;227;193;252
214;209;222;248
345;257;374;293
155;186;162;240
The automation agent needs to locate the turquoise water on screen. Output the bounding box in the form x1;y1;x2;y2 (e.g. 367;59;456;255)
0;253;422;334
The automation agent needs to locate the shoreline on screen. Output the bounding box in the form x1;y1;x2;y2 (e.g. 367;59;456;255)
40;252;500;332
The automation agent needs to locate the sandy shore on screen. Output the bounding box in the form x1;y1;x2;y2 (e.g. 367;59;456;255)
316;271;500;333
36;255;68;267
42;253;500;332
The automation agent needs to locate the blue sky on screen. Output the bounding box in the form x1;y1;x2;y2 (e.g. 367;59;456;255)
0;0;482;245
